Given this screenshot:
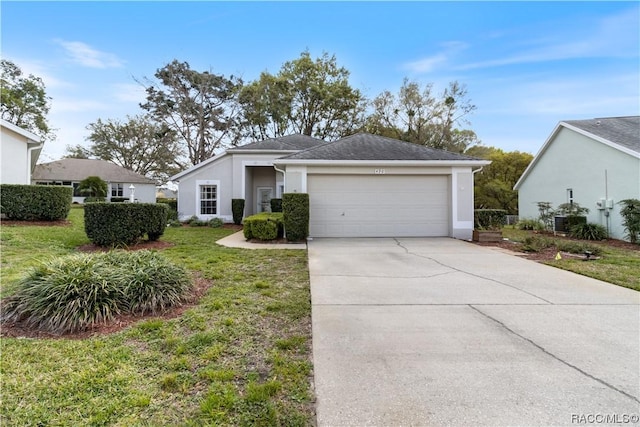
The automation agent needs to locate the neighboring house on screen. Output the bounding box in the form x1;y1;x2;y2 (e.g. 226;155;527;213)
172;133;489;240
1;119;43;185
32;158;157;203
514;116;640;241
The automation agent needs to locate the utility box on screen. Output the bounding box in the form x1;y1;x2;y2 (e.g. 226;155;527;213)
606;199;614;209
554;216;568;232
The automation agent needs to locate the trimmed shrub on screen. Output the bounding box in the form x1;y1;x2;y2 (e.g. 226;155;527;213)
270;198;283;213
0;184;72;220
282;193;309;242
474;209;507;230
157;198;178;211
569;223;608;241
84;203;168;246
243;213;284;241
232;199;245;225
0;251;191;333
208;217;224;228
84;197;106;203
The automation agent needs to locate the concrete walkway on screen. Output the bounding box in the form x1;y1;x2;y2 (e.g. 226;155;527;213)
309;238;640;426
216;231;307;250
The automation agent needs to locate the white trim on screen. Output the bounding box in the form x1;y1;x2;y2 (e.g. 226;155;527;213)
171;152;228;181
196;179;221;219
1;119;42;143
561;122;640;159
274;159;490;167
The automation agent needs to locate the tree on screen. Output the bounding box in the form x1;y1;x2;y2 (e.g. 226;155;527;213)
468;146;533;214
140;60;242;165
0;59;53;141
74;115;184;183
78;176;107;200
238;51;366;141
365;79;478;152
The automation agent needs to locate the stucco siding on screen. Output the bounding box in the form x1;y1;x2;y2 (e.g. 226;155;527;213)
518;127;640;240
1;128;30;184
177;155;233;220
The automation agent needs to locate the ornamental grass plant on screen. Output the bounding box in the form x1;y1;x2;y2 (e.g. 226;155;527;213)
1;251;191;333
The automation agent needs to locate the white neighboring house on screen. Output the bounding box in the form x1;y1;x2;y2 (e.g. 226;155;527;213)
32;158;157;204
514;116;640;241
172;133;490;240
0;119;43;185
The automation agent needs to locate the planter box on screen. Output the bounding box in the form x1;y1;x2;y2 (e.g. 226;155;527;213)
472;230;503;242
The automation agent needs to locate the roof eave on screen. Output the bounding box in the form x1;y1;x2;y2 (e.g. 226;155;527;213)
273;159;491;167
514;121;640;190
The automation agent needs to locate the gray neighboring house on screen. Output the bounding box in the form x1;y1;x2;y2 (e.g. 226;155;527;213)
172;133;489;240
514;116;640;241
1;119;43;185
33;158;157;203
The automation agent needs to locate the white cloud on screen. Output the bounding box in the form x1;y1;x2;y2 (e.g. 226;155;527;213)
55;39;124;69
403;41;468;74
458;6;639;70
51;98;111;113
4;56;72;89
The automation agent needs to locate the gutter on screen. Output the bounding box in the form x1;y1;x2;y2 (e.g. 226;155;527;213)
27;142;44;183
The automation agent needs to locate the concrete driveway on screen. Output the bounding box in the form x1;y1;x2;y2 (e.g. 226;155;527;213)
308;238;640;426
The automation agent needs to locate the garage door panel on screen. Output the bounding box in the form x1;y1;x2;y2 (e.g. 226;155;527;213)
308;175;449;237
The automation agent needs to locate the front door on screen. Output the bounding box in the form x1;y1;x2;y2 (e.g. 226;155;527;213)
257;187;273;213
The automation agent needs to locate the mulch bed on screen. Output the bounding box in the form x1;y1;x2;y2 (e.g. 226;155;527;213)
472;232;639;262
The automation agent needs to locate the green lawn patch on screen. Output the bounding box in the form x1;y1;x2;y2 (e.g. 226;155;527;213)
1;208;314;426
502;227;640;291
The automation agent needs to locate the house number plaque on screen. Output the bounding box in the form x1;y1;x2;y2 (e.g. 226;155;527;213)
374;169;386;174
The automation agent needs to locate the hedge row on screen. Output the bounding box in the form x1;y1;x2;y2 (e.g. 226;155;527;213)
84;203;168;247
0;184;72;220
282;193;309;242
243;212;284;241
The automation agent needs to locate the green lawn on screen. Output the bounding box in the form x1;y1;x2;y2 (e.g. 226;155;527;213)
502;227;640;291
1;208;314;426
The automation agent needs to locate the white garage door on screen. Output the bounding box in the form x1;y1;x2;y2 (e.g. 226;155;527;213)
308;174;449;237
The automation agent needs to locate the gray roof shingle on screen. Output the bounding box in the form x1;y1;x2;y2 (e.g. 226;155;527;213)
232;134;326;151
33;159;156;184
563;116;639;153
278;133;482;161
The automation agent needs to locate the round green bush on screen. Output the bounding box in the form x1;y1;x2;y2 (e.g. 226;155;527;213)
569;223;608;241
1;251;192;333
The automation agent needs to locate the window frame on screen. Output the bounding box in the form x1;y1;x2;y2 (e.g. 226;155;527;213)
196;180;220;218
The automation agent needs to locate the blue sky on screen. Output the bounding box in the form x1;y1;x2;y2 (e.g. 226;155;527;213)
2;1;639;163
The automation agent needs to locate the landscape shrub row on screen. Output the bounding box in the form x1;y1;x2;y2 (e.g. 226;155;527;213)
1;251;191;333
84;203;168;247
243;212;284;241
282;193;309;242
0;184;72;221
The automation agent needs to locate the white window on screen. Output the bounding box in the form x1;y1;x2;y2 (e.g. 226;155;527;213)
200;185;217;215
112;183;124;197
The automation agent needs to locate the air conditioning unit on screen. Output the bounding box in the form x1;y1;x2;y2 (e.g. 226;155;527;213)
606;199;614;209
596;198;606;210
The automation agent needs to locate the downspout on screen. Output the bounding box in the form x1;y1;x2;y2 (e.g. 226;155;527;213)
273;164;286;194
471;166;484;229
27;142;44;184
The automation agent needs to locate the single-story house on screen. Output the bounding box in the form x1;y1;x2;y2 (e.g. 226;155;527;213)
1;119;43;185
172;133;489;240
514;116;640;241
32;158;157;204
